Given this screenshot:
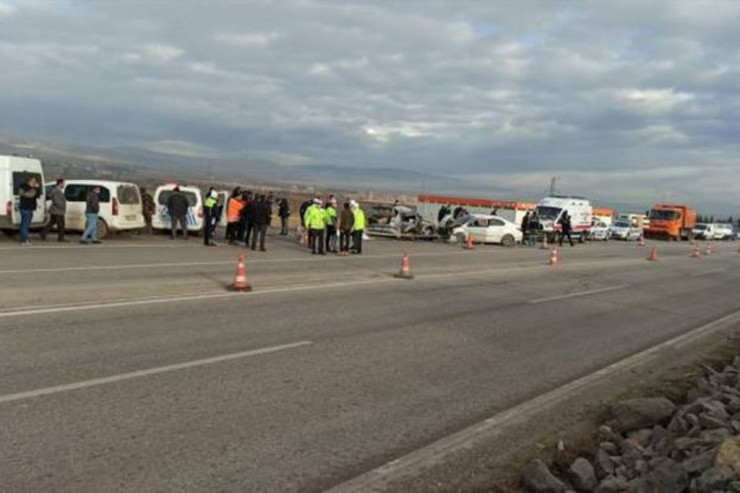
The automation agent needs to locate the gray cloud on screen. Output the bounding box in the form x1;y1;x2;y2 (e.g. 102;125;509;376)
0;0;738;211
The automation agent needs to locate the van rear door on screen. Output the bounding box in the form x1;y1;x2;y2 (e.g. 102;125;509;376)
116;185;144;227
11;171;45;225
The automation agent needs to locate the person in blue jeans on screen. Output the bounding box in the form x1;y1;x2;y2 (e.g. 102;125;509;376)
80;186;102;244
18;176;40;246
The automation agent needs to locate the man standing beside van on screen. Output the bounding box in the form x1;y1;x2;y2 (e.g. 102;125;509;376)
41;178;67;242
166;186;189;240
80;186;102;245
141;187;155;235
203;188;218;247
559;212;574;247
18;176;40;246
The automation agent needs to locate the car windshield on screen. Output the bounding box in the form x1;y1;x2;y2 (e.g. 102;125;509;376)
118;185;140;204
614;221;630;228
694;224;707;231
158;190;198;207
649;209;678;221
535;206;561;220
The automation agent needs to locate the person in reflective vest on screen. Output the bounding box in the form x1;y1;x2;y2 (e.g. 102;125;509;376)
350;200;366;254
304;198;325;255
324;199;338;253
203;189;219;247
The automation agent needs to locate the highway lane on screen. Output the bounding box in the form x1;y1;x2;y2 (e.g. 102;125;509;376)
0;238;738;492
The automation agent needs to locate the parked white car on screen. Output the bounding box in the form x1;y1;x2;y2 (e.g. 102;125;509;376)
588;221;610;241
450;214;522;247
692;223;717;240
609;220;642;241
714;224;735;241
151;184;204;233
59;180;144;238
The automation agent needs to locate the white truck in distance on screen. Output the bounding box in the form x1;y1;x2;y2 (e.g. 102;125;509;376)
531;195;593;243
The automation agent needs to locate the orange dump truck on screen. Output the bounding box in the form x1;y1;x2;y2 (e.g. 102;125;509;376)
645;204;696;240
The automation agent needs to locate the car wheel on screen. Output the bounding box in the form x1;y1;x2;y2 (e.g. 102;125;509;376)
501;234;515;247
96;218;109;239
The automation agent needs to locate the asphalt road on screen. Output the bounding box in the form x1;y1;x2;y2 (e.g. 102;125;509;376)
1;232;738;492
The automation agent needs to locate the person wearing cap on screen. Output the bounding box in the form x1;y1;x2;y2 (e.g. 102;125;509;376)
203;188;219;246
324;199;338;253
350;201;366;254
304;198;325;255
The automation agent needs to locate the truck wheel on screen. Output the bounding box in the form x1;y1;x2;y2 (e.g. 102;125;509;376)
96;219;109;239
501;234;515;247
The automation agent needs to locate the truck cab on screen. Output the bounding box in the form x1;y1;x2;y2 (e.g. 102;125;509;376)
645;204;696;241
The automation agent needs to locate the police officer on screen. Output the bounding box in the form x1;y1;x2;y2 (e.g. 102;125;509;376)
350;200;366;254
203;188;218;246
304;198;325;255
324;199;338;253
559;212;574;247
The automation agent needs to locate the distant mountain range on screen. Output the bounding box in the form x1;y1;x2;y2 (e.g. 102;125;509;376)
0;135;510;197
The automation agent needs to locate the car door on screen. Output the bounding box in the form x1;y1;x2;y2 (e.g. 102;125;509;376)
63;184;89;231
486;217;506;243
466;218;488;243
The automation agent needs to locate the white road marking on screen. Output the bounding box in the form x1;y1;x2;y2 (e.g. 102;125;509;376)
0;341;312;405
0;243;199;251
0;259;648;319
528;284;629;304
325;309;740;493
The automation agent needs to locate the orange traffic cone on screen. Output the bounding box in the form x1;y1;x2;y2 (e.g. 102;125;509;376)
705;243;713;256
548;247;559;266
231;255;252;292
394;251;414;279
464;234;474;250
691;245;702;259
647;245;658;261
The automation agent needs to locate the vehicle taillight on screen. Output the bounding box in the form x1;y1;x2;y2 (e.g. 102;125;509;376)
198;206;203;218
6;201;12;217
112;198;119;216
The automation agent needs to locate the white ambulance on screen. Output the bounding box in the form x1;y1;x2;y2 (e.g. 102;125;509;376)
151;184;204;233
0;155;46;232
531;195;593;242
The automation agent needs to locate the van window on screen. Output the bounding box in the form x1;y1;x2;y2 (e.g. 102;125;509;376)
158;190;198;207
65;185;110;203
117;185;140;204
12;172;43;195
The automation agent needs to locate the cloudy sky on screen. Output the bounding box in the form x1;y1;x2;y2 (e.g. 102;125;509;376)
0;0;738;211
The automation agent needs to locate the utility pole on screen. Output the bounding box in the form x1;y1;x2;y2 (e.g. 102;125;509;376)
549;177;557;196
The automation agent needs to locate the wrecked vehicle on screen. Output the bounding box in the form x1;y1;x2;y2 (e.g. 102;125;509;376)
366;206;437;240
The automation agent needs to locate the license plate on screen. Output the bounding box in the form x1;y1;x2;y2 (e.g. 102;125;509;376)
125;215;137;221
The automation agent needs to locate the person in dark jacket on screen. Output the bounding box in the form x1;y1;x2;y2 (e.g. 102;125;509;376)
41;178;67;242
338;201;354;256
278;198;291;235
80;186;102;244
18;176;40;245
249;195;270;251
559;212;574;247
141;187;156;235
166;186;190;240
240;191;254;245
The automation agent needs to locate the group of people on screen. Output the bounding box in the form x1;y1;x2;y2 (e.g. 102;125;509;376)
299;196;366;255
220;188;281;251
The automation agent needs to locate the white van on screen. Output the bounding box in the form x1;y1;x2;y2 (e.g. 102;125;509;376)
0;155;46;231
152;184;204;233
60;180;144;238
531;195;593;242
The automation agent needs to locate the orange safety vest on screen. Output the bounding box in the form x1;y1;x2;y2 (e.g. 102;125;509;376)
227;198;244;223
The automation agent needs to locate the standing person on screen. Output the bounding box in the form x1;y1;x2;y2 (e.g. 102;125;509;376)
305;198;325;255
250;195;269;252
241;191;255;245
80;186;102;244
339;201;354;256
203;189;218;247
521;211;530;245
559;212;574;247
226;188;244;244
18;176;40;246
166;186;190;240
41;178;67;242
324;199;338;253
350;200;366;254
278;198;291;235
141;187;155;235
